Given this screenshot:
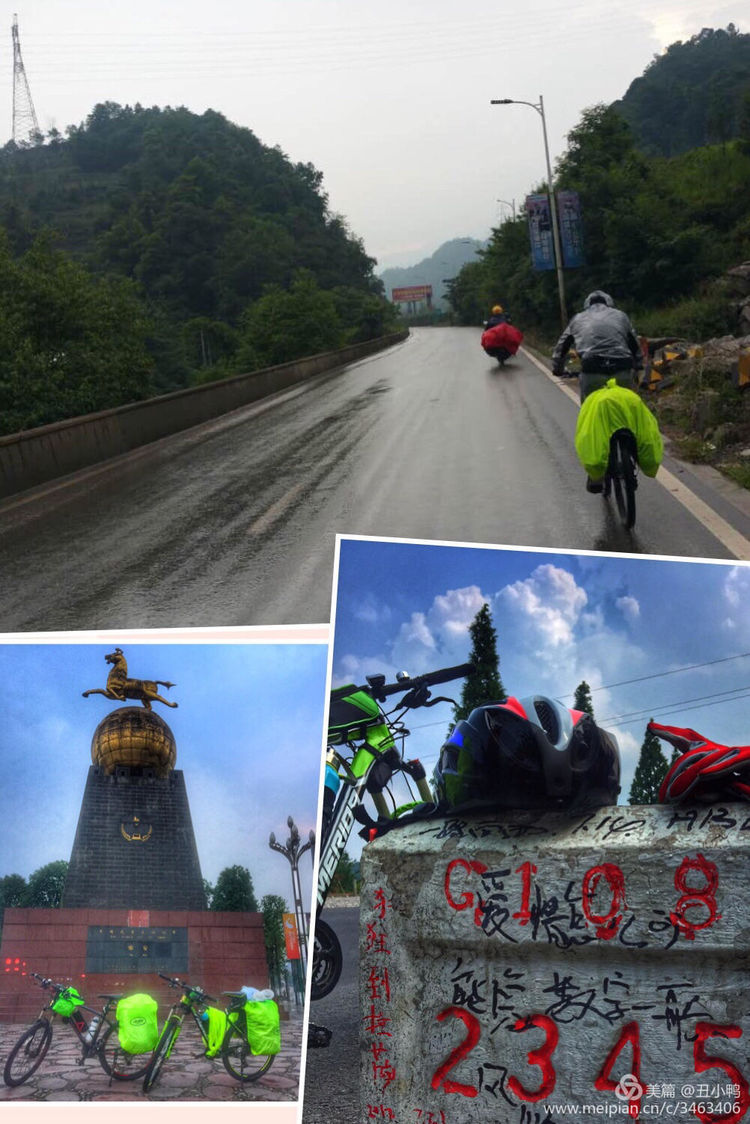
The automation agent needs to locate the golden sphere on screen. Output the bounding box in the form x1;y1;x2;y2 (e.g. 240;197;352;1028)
91;707;176;777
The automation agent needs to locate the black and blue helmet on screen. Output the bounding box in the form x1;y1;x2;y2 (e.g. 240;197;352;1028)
433;696;620;813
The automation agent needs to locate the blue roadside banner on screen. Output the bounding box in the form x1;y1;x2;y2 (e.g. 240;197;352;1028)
526;193;555;271
557;189;585;267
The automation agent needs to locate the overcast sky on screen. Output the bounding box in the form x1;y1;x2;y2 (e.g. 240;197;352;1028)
331;537;750;835
0;641;327;911
5;0;744;269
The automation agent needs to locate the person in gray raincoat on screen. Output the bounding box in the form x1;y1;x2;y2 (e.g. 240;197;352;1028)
552;290;643;401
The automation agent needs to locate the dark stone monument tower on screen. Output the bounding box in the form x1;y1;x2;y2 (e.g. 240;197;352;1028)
63;706;206;910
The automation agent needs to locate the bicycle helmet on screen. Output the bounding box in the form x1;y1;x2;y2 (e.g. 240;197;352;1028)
433;696;620;814
583;290;615;308
491;304;504;314
649;721;750;803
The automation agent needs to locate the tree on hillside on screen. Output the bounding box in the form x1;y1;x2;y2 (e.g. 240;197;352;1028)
628;723;669;804
0;873;27;934
0;231;155;435
236;270;344;370
0;101;395;416
210;865;259;912
452;603;506;725
24;861;67;907
329;850;358;895
261;894;288;993
573;681;595;717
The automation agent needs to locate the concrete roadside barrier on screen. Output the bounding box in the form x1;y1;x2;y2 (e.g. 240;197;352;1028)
360;804;750;1123
0;330;408;499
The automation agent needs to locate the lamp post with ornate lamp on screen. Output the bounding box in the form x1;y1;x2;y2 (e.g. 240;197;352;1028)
490;95;567;326
268;817;314;977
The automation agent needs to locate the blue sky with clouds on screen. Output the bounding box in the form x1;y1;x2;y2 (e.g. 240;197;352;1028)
0;642;327;911
331;538;750;809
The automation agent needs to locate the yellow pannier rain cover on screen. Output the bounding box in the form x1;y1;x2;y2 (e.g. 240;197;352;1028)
116;993;159;1054
575;379;663;481
243;999;281;1056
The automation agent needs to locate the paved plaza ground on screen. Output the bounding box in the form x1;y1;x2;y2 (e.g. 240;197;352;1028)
0;1010;303;1102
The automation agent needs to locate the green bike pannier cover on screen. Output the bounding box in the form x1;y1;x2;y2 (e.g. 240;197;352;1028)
204;1006;228;1058
51;987;85;1017
116;993;159;1055
244;1000;281;1056
575;379;663;480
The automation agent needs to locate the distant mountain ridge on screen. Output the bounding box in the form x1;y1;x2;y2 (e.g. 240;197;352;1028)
379;238;485;307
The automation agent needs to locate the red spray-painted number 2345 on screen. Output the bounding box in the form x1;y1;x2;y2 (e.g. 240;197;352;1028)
431;1008;749;1123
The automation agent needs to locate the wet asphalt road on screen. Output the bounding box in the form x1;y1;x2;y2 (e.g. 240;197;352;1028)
302;906;359;1124
1;326;747;631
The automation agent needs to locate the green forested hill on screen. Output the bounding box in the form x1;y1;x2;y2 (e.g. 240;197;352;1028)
0;102;398;432
615;25;750;156
447;23;750;340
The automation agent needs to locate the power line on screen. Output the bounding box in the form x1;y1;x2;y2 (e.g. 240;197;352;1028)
564;651;750;698
599;685;750;726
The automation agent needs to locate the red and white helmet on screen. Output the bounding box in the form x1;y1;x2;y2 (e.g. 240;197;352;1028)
649;721;750;803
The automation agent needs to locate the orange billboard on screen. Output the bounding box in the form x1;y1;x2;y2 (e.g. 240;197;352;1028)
283;913;301;960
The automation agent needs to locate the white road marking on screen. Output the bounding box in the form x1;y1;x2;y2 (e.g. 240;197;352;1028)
521;347;750;560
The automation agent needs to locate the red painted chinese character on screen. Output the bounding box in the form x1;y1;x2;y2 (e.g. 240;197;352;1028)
374;887;390;919
373;1058;397;1090
364;1004;392;1037
366;922;391;954
368;966;391;1002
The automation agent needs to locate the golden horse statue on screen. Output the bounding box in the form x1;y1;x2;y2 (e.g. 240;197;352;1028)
82;648;178;710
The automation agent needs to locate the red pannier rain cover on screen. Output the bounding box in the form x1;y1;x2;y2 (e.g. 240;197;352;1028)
481;322;524;354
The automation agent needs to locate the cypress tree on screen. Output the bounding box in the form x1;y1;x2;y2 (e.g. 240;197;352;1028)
628;722;670;805
452;603;506;724
573;680;595;717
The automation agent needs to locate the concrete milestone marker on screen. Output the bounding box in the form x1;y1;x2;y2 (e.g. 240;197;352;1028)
360;806;750;1124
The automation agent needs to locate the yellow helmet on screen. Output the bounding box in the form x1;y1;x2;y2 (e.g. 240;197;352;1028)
492;305;503;314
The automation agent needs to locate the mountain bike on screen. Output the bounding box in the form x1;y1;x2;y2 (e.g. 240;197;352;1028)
142;974;275;1091
603;427;638;529
311;662;474;1002
3;972;150;1086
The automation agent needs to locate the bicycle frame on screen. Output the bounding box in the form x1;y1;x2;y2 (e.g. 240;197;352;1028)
67;1001;116;1059
160;994;205;1057
317;679;457;912
310;664;472;1007
30;977;116;1059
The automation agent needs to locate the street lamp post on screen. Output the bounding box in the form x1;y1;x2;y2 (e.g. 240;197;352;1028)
496;197;516;222
268;817;315;979
490;95;567;326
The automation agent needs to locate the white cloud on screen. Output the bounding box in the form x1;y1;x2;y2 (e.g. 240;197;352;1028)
724;565;750;610
390;585;487;672
616;595;641;623
496;564;588;651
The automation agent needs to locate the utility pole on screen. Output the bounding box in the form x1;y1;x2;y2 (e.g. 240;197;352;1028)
12;14;40;144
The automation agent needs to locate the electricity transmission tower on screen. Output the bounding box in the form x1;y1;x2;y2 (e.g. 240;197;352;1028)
12;14;40;144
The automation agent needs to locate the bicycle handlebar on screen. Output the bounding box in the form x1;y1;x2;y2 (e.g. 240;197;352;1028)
158;973;215;1003
341;662;475;704
29;971;65;992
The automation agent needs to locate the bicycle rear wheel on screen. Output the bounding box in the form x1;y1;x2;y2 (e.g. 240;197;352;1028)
3;1020;53;1086
609;430;637;530
142;1019;180;1093
98;1024;151;1081
310;918;343;1001
221;1023;274;1083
